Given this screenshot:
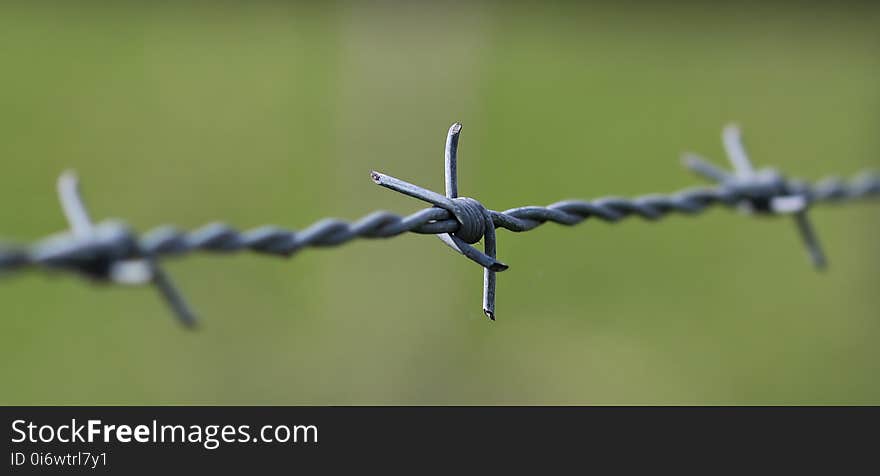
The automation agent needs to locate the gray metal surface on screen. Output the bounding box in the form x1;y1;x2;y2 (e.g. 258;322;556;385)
0;123;877;327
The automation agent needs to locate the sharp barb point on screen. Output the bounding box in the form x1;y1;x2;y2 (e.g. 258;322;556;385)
490;262;509;272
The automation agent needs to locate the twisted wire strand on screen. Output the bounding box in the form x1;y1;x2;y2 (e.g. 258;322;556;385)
0;171;877;277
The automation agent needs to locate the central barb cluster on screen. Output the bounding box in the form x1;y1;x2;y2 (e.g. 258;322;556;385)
446;197;489;244
371;123;505;320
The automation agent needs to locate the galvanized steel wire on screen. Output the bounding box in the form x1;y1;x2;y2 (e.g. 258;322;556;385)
0;123;877;327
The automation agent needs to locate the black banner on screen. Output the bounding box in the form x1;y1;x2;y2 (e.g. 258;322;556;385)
1;407;875;473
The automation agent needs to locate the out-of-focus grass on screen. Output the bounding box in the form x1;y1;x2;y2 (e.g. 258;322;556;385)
0;1;877;404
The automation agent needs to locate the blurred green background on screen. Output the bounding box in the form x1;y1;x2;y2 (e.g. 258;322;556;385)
0;1;878;404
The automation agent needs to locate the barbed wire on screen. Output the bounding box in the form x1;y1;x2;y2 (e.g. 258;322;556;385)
0;123;877;327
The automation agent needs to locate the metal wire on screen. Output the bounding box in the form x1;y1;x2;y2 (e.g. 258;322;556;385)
0;123;877;327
